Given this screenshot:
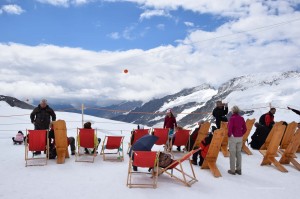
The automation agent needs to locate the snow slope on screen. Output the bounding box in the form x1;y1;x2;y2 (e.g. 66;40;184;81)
0;102;300;199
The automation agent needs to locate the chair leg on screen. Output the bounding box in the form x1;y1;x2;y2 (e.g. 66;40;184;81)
242;144;253;155
269;157;288;172
290;158;300;171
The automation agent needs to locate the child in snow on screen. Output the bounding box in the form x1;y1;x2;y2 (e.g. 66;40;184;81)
12;131;25;144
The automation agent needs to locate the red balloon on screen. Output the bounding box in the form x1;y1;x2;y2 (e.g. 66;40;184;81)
124;69;128;73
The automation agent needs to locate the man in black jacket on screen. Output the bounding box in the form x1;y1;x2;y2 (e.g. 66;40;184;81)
30;99;56;130
212;101;228;129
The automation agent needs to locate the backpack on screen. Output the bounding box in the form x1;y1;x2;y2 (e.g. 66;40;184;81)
158;152;173;168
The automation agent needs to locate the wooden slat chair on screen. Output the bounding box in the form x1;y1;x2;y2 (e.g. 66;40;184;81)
259;124;288;172
220;122;229;157
279;129;300;171
260;122;284;150
101;136;124;161
280;121;298;150
192;122;211;150
127;151;159;188
159;149;200;187
201;129;225;177
53;120;69;164
169;129;190;153
25;129;49;167
152;128;169;151
76;128;97;163
127;129;149;154
242;118;256;155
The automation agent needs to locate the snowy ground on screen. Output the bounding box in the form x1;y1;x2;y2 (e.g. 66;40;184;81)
0;102;300;199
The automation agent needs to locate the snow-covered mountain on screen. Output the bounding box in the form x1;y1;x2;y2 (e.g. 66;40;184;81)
113;71;300;127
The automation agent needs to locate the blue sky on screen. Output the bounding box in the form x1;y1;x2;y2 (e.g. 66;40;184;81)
0;0;228;51
0;0;300;104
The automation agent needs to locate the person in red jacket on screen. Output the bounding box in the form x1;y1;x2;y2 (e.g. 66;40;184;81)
163;109;177;150
227;106;247;175
259;108;276;129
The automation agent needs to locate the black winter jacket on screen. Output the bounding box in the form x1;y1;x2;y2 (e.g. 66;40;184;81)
30;105;56;130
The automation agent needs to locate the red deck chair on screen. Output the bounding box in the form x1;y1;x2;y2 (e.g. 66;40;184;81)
152;128;169;151
100;136;124;161
169;129;190;153
159;149;200;187
127;151;159;188
75;128;97;163
25;130;49;167
127;129;149;153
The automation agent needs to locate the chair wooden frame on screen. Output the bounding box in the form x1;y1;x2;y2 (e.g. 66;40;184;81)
260;122;284;150
100;136;124;161
279;129;300;171
52;120;69;164
127;129;149;154
75;128;97;163
242;118;256;155
260;124;288;172
127;151;159;188
201;129;224;177
280;121;298;150
25;129;49;167
159;149;200;187
220;122;229;157
169;129;190;153
192;122;211;150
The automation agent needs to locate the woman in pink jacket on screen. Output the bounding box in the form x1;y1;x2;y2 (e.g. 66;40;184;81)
227;106;247;175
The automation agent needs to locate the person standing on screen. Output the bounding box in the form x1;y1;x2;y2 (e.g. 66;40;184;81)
227;106;247;175
163;109;177;150
259;107;276;129
30;99;56;130
212;101;228;129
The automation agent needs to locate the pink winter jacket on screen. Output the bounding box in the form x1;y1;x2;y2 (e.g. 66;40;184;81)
15;133;24;142
227;113;247;138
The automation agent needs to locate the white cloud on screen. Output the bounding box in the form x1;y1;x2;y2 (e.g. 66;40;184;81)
36;0;92;7
0;4;25;15
139;9;171;20
156;24;165;30
184;21;194;27
107;32;120;40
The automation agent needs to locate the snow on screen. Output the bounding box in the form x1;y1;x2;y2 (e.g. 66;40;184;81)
0;101;300;199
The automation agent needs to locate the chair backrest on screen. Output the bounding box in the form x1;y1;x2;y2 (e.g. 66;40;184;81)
283;128;300;155
166;149;200;169
261;122;284;150
173;129;190;146
105;136;123;149
266;125;286;156
243;118;256;142
132;129;149;145
78;128;95;148
53;120;68;148
132;151;158;168
280;121;298;149
205;129;224;159
28;130;47;151
193;122;211;148
153;128;169;145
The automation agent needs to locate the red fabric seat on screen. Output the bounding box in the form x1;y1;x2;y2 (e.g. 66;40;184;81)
153;128;169;145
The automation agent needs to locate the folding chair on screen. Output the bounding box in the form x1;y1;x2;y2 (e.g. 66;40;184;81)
159;149;200;187
260;124;288;172
192;122;211;150
127;151;159;188
75;128;97;163
169;129;190;153
280;121;298;150
242;118;256;155
279;129;300;171
101;136;124;161
201;128;225;177
127;129;149;154
52;120;69;164
152;128;169;151
25;130;49;167
220;122;229;157
260;122;284;150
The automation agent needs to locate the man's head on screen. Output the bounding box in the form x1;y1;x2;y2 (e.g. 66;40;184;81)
216;101;223;107
40;99;47;108
270;107;276;115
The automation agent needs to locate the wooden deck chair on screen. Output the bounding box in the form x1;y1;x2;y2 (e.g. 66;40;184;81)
101;136;124;161
279;129;300;171
260;122;284;150
192;122;211;150
220;122;229;157
127;129;149;154
75;128;97;163
152;128;169;151
169;129;190;153
280;121;298;150
25;130;49;167
52;120;69;164
159;149;200;187
260;124;288;172
242;118;256;155
127;151;159;188
201;128;225;177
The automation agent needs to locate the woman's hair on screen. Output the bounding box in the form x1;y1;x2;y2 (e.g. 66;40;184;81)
84;122;92;129
231;105;240;114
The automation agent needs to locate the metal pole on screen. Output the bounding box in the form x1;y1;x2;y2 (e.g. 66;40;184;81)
82;103;84;128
